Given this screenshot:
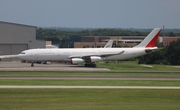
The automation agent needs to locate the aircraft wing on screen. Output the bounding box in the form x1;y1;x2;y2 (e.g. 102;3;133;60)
0;55;18;59
68;50;124;59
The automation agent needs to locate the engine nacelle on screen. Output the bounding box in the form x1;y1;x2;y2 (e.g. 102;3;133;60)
89;56;102;62
70;58;84;64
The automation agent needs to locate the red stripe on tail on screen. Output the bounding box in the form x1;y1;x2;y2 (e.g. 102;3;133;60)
146;30;161;48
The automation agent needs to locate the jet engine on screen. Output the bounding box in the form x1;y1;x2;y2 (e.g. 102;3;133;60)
70;58;84;64
89;56;102;62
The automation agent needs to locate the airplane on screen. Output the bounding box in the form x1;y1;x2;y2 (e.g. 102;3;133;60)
0;28;161;67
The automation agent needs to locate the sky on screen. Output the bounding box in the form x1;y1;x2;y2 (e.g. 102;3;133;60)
0;0;180;29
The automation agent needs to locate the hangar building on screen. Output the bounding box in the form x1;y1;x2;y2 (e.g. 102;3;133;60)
0;21;45;61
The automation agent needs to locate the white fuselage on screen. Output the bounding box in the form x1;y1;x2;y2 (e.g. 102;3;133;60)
18;48;147;62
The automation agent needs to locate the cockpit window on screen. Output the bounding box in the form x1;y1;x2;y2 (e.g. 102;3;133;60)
21;52;25;54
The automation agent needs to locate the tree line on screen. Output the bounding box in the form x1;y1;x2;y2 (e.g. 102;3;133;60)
37;28;180;43
36;28;149;48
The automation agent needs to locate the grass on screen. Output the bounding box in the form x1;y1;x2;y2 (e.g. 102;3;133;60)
0;89;180;110
0;71;180;77
0;61;180;110
96;61;180;71
0;80;180;86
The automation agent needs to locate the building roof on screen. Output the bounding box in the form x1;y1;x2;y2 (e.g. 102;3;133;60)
0;21;36;28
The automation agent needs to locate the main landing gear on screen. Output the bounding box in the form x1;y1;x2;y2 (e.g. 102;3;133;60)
31;62;34;67
84;63;97;67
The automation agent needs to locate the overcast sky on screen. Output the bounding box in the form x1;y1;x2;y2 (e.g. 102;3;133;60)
0;0;180;28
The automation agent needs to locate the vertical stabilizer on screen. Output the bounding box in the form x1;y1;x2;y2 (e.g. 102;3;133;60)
134;28;161;48
104;40;113;48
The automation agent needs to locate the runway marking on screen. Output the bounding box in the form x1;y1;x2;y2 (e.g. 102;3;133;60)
1;76;180;80
0;86;180;89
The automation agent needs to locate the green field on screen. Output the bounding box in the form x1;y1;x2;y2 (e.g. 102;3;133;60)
0;89;180;110
96;61;180;71
0;70;180;86
1;61;180;110
0;71;180;76
0;80;180;86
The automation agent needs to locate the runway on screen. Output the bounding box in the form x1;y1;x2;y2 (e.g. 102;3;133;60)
0;62;180;73
0;86;180;89
0;76;180;80
0;62;110;72
0;62;180;90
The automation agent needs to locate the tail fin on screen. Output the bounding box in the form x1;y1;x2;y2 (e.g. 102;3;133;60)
134;28;161;48
104;40;113;48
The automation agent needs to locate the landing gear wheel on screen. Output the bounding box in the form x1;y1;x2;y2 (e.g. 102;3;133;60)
92;64;96;67
84;63;97;68
84;64;88;67
31;63;34;67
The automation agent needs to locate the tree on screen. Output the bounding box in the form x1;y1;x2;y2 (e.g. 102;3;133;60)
164;39;180;65
169;32;175;37
138;49;164;64
138;39;180;65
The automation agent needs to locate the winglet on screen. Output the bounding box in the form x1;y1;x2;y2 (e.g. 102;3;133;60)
134;28;161;48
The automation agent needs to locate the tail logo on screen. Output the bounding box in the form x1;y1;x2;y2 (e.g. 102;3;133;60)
146;30;161;48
